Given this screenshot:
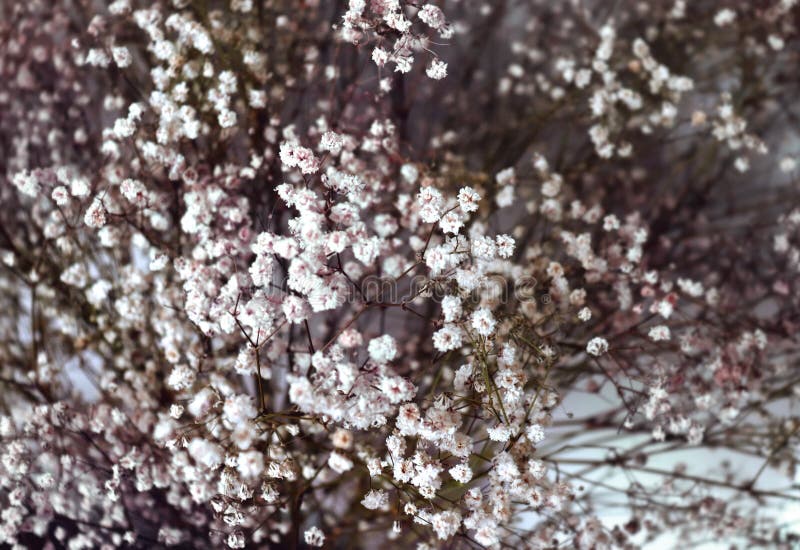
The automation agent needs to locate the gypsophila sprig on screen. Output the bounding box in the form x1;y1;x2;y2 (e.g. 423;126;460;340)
1;1;800;548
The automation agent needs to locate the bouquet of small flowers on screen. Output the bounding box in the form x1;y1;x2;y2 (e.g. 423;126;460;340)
1;1;800;548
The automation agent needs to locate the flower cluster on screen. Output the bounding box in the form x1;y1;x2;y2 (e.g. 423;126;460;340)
1;1;800;549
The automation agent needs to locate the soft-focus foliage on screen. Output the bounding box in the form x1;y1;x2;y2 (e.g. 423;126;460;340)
1;0;800;548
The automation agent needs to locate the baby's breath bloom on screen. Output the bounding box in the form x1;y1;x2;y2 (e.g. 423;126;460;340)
361;489;388;510
586;337;609;356
426;59;448;80
304;526;325;547
471;308;496;337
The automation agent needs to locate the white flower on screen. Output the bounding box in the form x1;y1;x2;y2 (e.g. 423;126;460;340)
526;423;545;443
61;263;89;288
449;463;473;483
188;387;217;418
656;299;674;319
426;244;454;274
320;131;343;152
426;59;448;80
111;46;132;67
586;337;609;356
84;198;107;228
648;325;671;342
418;186;445;223
12;170;39;196
714;8;736;27
237;450;264;479
394;55;413;73
677;278;704;297
495;185;514;207
439;210;464;234
487;424;511;442
494;452;520;482
418;4;446;30
279;141;319;174
470;235;496;260
70;176;91;197
495;234;515;258
495;167;516;186
385;10;412;32
248;89;267;108
471;308;496;337
431;510;461;540
361;489;388;510
768;34;785;51
227;532;245;549
400;163;419;183
223;394;257;426
327;452;354;473
51;186;70;205
218;110;237;128
474;525;500;547
379;375;415;404
441;295;462;322
149;253;168;272
167;364;196;391
457;186;481;213
433;324;463;352
368;334;397;364
603;214;620;231
187;438;224;470
282;295;310;324
529;459;547;479
113;117;136;138
304;526;325;547
372;47;389;67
